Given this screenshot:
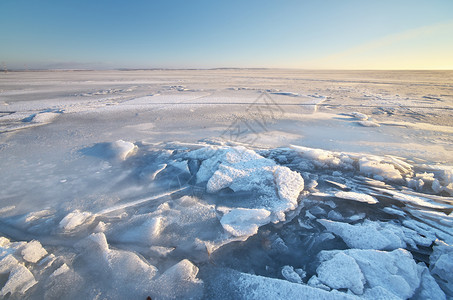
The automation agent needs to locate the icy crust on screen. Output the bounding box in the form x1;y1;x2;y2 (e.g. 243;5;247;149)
188;146;304;236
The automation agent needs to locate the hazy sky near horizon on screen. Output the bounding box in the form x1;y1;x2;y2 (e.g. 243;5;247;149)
1;0;452;70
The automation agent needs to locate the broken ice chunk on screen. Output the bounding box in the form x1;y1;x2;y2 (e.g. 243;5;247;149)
220;208;271;237
415;263;446;300
358;120;380;127
21;240;48;263
153;259;204;300
383;207;406;217
81;140;137;161
0;264;37;297
291;145;345;168
76;233;159;298
148;246;175;258
316;252;365;295
318;219;406;250
347;212;366;222
212;270;356;299
59;210;95;232
359;158;402;181
281;265;303;284
298;218;313;229
193;146;304;226
327;210;343;221
141;163;167;180
430;240;453;295
307;275;331;291
0;205;15;216
49;263;70;278
117;216;165;245
274;166;304;210
110;140;137;160
0;254;19;273
318;248;421;299
350;112;368;120
334;191;378;204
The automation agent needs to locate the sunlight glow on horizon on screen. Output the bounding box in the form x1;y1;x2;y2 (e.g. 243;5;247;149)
302;21;453;70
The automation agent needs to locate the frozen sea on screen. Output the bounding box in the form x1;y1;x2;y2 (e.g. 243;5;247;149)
0;69;452;299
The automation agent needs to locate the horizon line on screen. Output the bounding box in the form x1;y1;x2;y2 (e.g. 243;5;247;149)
2;67;453;72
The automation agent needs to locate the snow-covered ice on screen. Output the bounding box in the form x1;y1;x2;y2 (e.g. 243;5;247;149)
1;70;453;299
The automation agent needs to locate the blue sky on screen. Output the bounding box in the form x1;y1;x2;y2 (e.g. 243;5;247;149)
1;0;452;69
